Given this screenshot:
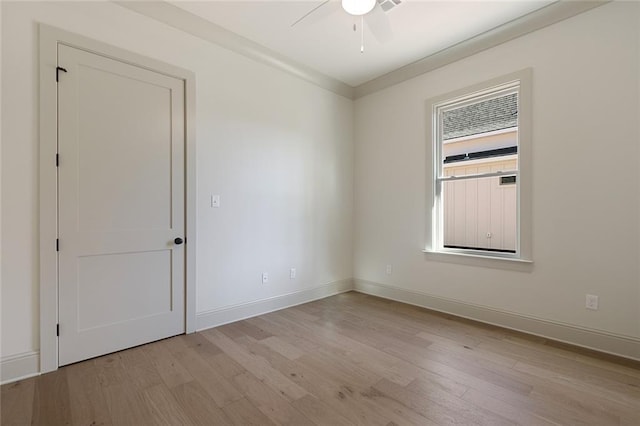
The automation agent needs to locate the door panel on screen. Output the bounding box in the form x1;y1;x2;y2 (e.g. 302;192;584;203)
76;250;173;331
57;44;185;366
76;65;174;231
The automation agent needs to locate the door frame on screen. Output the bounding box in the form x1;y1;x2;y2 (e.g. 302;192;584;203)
39;24;197;373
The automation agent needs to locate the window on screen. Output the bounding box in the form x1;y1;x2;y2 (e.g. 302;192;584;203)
428;70;531;262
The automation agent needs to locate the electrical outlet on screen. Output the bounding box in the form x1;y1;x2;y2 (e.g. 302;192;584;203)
586;294;599;310
262;272;269;284
289;268;296;279
385;265;393;275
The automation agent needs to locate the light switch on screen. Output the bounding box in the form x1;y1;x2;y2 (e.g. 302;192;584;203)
211;194;220;208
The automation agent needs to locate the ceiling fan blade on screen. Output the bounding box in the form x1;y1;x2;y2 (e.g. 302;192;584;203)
365;5;393;43
291;0;339;27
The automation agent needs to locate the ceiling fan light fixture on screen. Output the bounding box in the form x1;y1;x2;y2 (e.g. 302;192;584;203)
342;0;376;16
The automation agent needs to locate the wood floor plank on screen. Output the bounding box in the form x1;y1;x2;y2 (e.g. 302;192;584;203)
321;314;432;356
290;354;425;425
172;340;244;407
527;379;640;423
481;335;640;383
222;397;277;426
232;370;315;425
207;351;248;380
486;352;638;423
0;378;35;425
268;309;421;387
142;339;194;389
416;331;518;368
116;345;165;392
454;365;623;425
381;341;532;397
392;340;533;396
170;381;234;425
260;336;306;360
335;294;488;345
329;308;437;348
513;359;640;407
65;360;113;426
180;332;223;356
299;351;381;390
228;319;275;341
528;388;621;425
94;353;128;387
281;306;320;323
102;382;154;425
408;377;516;426
268;310;463;391
234;333;395;426
92;352;155;425
216;322;247;339
3;292;639;425
503;332;640;374
375;377;513;426
31;369;72;426
461;388;558;426
142;383;193;425
179;333;247;380
622;413;640;426
203;328;309;402
291;394;355;426
248;315;323;353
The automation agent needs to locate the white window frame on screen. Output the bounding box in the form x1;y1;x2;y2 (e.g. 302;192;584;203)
425;69;532;266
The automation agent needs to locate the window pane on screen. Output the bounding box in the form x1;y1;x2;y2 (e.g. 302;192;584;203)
440;92;518;172
442;92;518;141
438;90;519;254
442;174;517;253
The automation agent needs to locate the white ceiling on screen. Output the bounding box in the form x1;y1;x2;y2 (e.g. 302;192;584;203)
170;0;555;86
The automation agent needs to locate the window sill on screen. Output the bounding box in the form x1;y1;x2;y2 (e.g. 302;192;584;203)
422;249;533;272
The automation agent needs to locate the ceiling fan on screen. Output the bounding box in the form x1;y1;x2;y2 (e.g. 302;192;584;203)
291;0;402;51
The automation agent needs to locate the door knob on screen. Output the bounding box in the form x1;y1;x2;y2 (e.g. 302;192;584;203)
174;237;184;245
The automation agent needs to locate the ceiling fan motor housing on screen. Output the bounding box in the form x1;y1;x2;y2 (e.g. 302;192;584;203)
342;0;376;16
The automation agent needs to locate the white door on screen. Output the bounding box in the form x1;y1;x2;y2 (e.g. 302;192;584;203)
57;44;185;366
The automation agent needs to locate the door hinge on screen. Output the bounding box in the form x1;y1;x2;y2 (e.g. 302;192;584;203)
56;66;67;82
56;324;60;337
56;239;59;252
55;154;59;167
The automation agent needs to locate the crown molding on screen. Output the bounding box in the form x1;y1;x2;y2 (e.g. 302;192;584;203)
114;1;355;99
353;1;610;99
115;1;609;101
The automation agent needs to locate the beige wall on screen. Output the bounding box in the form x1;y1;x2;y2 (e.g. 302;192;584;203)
0;1;354;362
354;2;640;339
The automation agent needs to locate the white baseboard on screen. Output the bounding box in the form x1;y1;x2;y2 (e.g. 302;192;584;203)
196;279;354;331
354;279;640;361
1;351;40;385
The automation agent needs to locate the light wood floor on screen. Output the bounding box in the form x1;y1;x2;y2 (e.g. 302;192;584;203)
2;292;640;425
